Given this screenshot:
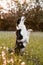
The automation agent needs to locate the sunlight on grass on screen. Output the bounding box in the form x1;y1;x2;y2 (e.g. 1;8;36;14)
0;32;43;65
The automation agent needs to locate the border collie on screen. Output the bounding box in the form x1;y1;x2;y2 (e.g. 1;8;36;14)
15;16;29;54
8;16;32;54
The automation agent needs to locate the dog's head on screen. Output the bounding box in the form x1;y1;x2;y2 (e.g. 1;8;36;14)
17;16;25;26
21;16;25;23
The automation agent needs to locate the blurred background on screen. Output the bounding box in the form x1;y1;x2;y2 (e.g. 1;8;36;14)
0;0;43;31
0;1;43;65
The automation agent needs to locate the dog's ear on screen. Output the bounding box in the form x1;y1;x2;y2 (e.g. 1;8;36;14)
17;18;21;26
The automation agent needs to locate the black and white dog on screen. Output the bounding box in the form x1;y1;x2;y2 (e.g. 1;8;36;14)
8;16;32;54
15;16;30;54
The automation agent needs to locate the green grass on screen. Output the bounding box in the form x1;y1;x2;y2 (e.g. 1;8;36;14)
25;32;43;65
0;32;16;48
0;32;43;65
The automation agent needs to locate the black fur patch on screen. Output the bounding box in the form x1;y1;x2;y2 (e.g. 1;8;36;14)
16;40;24;49
17;18;21;26
16;29;23;40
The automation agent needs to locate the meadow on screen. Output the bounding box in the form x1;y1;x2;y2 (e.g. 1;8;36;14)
0;32;43;65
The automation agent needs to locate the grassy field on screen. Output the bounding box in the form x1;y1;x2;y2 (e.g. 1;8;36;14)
0;32;43;65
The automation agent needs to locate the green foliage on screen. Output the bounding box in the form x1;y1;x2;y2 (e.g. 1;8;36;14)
25;5;43;31
0;4;43;31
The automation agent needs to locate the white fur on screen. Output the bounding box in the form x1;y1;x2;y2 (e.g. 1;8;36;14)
16;16;33;53
17;16;31;45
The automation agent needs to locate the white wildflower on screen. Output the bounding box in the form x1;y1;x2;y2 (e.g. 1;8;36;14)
2;51;5;57
0;46;2;49
11;52;14;55
10;58;14;64
6;47;8;51
2;51;7;65
21;62;25;65
3;46;6;49
3;59;6;64
7;60;10;63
